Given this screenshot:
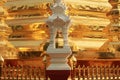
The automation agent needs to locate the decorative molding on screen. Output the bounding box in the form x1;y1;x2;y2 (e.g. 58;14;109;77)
6;3;51;12
6;16;47;25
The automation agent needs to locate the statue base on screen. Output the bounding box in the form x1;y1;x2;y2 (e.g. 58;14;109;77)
46;47;71;80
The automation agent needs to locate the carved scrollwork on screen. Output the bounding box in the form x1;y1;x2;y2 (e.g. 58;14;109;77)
8;3;51;12
67;3;109;13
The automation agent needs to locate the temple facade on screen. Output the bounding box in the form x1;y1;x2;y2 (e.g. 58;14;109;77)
0;0;119;59
0;0;120;80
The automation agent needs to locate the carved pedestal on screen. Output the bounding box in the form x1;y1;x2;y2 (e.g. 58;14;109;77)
46;48;71;80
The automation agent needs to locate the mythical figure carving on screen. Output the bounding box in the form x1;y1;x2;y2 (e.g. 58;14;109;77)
46;0;71;49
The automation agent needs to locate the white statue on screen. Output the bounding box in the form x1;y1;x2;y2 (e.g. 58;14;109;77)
46;0;71;49
46;0;72;72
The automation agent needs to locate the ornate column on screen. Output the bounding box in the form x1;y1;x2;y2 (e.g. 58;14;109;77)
0;0;18;59
46;0;71;80
108;0;120;41
107;0;120;57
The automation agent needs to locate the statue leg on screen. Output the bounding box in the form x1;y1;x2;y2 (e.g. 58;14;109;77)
62;27;69;47
49;27;57;48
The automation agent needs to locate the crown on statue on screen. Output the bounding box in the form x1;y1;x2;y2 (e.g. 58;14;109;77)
51;0;66;14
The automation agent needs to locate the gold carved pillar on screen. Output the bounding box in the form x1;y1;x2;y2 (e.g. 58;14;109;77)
106;0;120;57
108;0;120;41
0;0;18;59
